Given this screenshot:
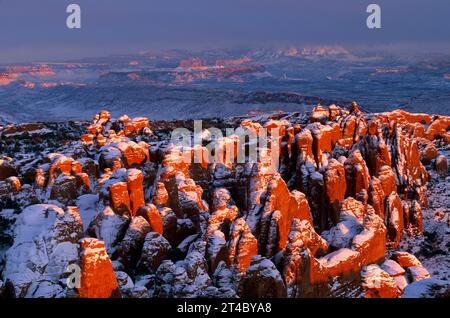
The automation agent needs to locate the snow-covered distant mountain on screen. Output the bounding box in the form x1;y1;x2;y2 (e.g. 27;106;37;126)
0;46;449;123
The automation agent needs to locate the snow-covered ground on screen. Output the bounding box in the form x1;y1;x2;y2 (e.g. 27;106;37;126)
399;146;449;282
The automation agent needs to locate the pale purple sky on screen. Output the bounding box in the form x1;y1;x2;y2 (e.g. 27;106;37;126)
1;0;449;63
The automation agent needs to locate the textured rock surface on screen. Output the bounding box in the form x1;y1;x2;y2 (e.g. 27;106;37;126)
242;256;287;298
361;264;399;298
2;204;82;297
137;232;171;273
0;106;448;298
78;238;120;298
228;218;258;273
435;155;448;177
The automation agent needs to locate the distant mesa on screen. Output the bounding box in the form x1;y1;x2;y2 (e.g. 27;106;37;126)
300;46;350;57
370;68;405;76
0;73;17;86
215;56;251;67
8;65;55;77
178;57;207;70
0;64;55;86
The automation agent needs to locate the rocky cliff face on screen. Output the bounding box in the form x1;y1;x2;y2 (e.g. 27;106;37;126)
0;103;449;298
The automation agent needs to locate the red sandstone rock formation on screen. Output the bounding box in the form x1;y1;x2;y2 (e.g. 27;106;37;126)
289;219;328;257
352;209;387;266
368;177;385;218
0;157;17;180
153;182;169;206
344;150;371;201
384;251;431;290
228;218;258;273
392;251;422;267
377;165;397;199
259;174;312;257
110;182;131;215
137;232;171;273
242;256;287;297
420;142;439;165
310;104;330;124
0;176;21;199
361;264;399;298
115;141;149;167
137;204;163;234
323;159;347;225
2;106;448;299
385;192;404;249
381;259;408;293
435;155;448;176
359;121;392;175
116;216;152;268
78;238;120;298
126;169;145;216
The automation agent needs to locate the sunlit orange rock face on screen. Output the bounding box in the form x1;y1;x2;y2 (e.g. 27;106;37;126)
361;264;399;298
3;104;447;299
368;177;385;218
115;141;149;167
323;159;347;224
137;204;163;234
385;192;404;249
0;65;55;86
29;154;92;204
103;168;146;217
110;182;131;215
344;150;371;201
259;174;312;257
78;238;120;298
228;218;259;273
126;169;145;215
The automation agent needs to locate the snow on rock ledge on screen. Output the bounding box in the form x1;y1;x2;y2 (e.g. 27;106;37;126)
2;204;83;297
